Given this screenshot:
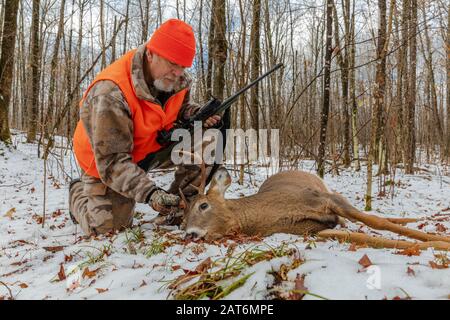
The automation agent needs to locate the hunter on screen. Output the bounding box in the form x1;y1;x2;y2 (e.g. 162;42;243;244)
69;19;225;236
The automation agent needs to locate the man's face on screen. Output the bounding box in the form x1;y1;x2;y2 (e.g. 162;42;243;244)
146;50;186;92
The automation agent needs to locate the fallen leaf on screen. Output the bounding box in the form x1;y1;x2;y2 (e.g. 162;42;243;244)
406;267;415;276
4;208;16;219
57;264;66;281
395;245;421;257
195;257;212;273
417;222;428;230
171;265;181;271
19;283;28;288
43;246;64;253
358;254;373;268
64;255;73;263
435;223;447;233
289;274;307;300
96;288;108;293
82;267;99;279
52;209;63;218
348;243;357;252
67;279;80;292
392;295;411;300
429;261;449;269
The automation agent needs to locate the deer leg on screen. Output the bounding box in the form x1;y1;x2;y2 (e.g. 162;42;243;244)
317;229;450;251
328;193;450;243
385;217;420;225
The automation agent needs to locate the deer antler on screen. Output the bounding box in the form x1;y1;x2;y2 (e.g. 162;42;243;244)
179;150;207;195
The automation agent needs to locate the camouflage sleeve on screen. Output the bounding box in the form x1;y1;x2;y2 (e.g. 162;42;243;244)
80;80;158;203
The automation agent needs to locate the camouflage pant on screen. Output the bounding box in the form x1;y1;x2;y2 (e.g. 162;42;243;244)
69;163;218;235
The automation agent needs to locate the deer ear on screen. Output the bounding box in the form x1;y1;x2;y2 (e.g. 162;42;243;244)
207;167;231;198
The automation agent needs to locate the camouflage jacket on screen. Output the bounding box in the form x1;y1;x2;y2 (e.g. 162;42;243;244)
79;44;200;203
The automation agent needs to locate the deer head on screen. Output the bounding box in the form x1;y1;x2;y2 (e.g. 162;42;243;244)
183;167;240;240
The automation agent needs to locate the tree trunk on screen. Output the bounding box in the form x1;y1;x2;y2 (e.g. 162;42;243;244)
44;0;66;142
405;0;417;174
0;0;19;144
206;0;216;96
421;4;444;155
249;0;261;131
317;0;333;178
445;2;450;160
211;0;227;100
349;0;360;171
26;0;41;142
332;0;351;167
365;0;387;211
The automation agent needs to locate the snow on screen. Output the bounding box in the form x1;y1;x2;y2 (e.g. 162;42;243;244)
0;132;449;300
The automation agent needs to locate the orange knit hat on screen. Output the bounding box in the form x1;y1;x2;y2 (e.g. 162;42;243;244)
147;19;196;68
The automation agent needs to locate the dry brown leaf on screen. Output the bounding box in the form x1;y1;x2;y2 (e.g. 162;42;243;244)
57;264;66;281
4;208;16;219
19;283;28;288
82;267;99;279
194;257;212;273
435;223;448;233
43;246;64;253
358;254;373;268
395;245;421;257
289;274;307;300
429;261;449;269
406;267;415;276
95;288;108;293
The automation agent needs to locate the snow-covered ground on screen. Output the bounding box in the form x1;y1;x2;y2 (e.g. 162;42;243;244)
0;132;449;300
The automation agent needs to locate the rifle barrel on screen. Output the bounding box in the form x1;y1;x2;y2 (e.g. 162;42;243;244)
219;63;284;111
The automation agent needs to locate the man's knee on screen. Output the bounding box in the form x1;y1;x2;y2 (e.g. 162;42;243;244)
70;178;135;235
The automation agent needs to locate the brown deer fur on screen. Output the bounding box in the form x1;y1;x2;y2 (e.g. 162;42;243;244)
180;167;450;251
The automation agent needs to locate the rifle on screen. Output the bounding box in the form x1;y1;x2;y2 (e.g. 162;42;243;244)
137;63;284;172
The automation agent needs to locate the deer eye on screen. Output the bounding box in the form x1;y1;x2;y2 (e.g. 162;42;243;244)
199;202;209;210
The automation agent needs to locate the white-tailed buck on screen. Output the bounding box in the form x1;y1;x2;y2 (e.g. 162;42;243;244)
178;163;450;251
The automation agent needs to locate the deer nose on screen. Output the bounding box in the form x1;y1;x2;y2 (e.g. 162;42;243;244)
185;231;198;241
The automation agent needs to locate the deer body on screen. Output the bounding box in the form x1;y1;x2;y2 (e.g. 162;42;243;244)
180;165;450;250
183;169;344;240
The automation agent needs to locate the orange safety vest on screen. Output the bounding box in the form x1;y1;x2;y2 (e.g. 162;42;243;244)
73;49;188;178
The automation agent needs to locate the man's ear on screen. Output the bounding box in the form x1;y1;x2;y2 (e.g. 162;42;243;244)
146;50;154;63
207;167;231;198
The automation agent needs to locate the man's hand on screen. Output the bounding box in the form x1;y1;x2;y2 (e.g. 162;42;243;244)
148;189;180;215
203;114;221;128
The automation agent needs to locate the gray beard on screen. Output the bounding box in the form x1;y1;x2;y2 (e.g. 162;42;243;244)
153;78;175;93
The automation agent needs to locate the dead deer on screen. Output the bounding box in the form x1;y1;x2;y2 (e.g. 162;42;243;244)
178;163;450;251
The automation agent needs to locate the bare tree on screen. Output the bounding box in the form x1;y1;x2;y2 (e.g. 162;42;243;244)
211;0;227;100
249;0;261;130
44;0;66;145
365;0;388;211
0;0;19;144
317;0;333;178
26;0;41;142
405;0;417;174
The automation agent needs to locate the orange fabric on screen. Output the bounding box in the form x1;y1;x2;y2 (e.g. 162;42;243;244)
73;49;188;178
146;19;196;67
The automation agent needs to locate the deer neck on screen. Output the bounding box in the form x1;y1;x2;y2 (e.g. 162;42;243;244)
225;194;268;235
